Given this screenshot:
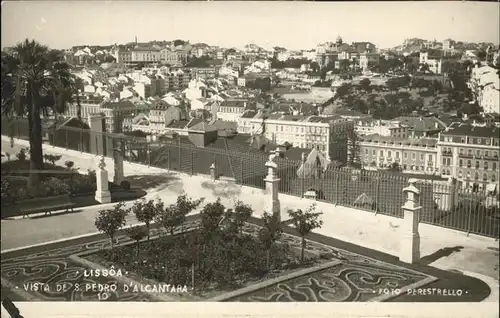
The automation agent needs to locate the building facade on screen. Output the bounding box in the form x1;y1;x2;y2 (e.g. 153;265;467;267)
237;114;354;162
437;123;499;191
359;134;439;173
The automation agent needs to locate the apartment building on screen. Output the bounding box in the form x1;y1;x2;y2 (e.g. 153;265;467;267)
355;119;409;138
437;123;499;191
237;112;354;162
205;99;257;122
468;64;500;114
359;134;439;173
394;116;447;138
65;95;106;120
419;51;442;74
100;100;138;133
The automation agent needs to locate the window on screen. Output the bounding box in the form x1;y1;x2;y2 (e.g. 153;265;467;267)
467;160;471;168
468;149;472;156
396;152;400;158
493;174;497;182
420;154;424;160
365;149;368;154
484;162;488;170
412;153;416;159
476;150;481;156
388;151;392;157
380;150;384;156
404;153;408;158
474;172;479;180
475;161;480;169
372;150;376;155
428;155;433;161
485;151;489;157
459;159;463;167
483;173;488;181
442;158;446;165
493;162;497;170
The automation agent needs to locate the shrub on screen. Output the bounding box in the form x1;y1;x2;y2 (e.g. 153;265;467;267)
87;169;97;183
65;161;75;170
120;180;131;191
1;179;12;201
40;177;71;197
16;149;27;162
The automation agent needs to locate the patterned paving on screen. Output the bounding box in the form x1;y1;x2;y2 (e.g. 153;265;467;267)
1;221;437;302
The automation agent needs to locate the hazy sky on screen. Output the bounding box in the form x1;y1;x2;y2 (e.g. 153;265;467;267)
2;1;499;50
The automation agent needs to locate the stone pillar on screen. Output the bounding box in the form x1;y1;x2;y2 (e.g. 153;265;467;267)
88;114;105;156
400;178;421;264
210;163;217;181
95;156;111;203
113;140;124;185
263;152;281;223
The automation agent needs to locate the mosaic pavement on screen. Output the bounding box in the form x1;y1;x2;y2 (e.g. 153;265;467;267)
1;221;437;302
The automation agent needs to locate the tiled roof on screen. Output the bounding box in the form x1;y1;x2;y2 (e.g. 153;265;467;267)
101;100;136;109
359;133;438;147
240;110;257;119
167;120;188;129
211;120;237;130
394;116;446;132
186;118;204;128
441;124;499;138
189;121;218;132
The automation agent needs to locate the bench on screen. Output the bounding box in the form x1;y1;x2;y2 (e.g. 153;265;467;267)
18;194;76;219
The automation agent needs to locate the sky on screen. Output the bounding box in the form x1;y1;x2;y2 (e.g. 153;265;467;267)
1;1;499;51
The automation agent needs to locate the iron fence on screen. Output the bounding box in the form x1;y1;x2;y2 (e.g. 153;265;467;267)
2;119;498;239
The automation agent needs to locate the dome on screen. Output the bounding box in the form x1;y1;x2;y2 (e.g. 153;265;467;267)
336;36;343;44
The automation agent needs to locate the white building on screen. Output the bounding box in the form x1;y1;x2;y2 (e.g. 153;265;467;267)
355;119;409;138
419;52;442;74
469;65;500;114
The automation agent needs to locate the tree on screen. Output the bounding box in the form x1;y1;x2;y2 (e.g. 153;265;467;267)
386;78;401;92
130;198;160;240
359;78;371;92
310;61;320;73
200;197;226;236
335;83;352;99
173;39;187;47
347;129;361;167
155;193;204;236
339;59;350;73
231;200;253;235
94;202;129;258
124;226;148;257
287;204;323;263
258;211;283;270
2;40;75;190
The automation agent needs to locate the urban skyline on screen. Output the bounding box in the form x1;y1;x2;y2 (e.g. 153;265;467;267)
2;1;499;51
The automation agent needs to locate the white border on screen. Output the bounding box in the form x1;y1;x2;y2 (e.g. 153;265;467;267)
3;302;498;318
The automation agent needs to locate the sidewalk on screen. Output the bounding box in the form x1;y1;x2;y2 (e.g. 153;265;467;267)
2;137;499;285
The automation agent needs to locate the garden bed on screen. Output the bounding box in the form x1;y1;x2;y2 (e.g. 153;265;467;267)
79;227;332;300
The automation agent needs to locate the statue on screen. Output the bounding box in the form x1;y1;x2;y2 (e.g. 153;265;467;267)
98;156;106;170
268;151;277;163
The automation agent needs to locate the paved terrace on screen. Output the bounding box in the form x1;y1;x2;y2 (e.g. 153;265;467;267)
1;137;499;288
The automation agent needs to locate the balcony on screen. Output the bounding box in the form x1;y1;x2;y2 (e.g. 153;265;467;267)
442;151;453;157
458;153;474;159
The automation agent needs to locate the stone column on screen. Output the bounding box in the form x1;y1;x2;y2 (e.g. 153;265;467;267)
263;152;281;223
399;178;422;264
209;163;217;181
88;114;105;156
95;156;111;204
113;140;124;185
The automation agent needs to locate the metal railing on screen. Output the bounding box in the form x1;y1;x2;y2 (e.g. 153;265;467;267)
2;119;499;239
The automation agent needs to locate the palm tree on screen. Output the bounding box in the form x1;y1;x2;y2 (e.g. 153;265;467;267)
1;39;75;188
